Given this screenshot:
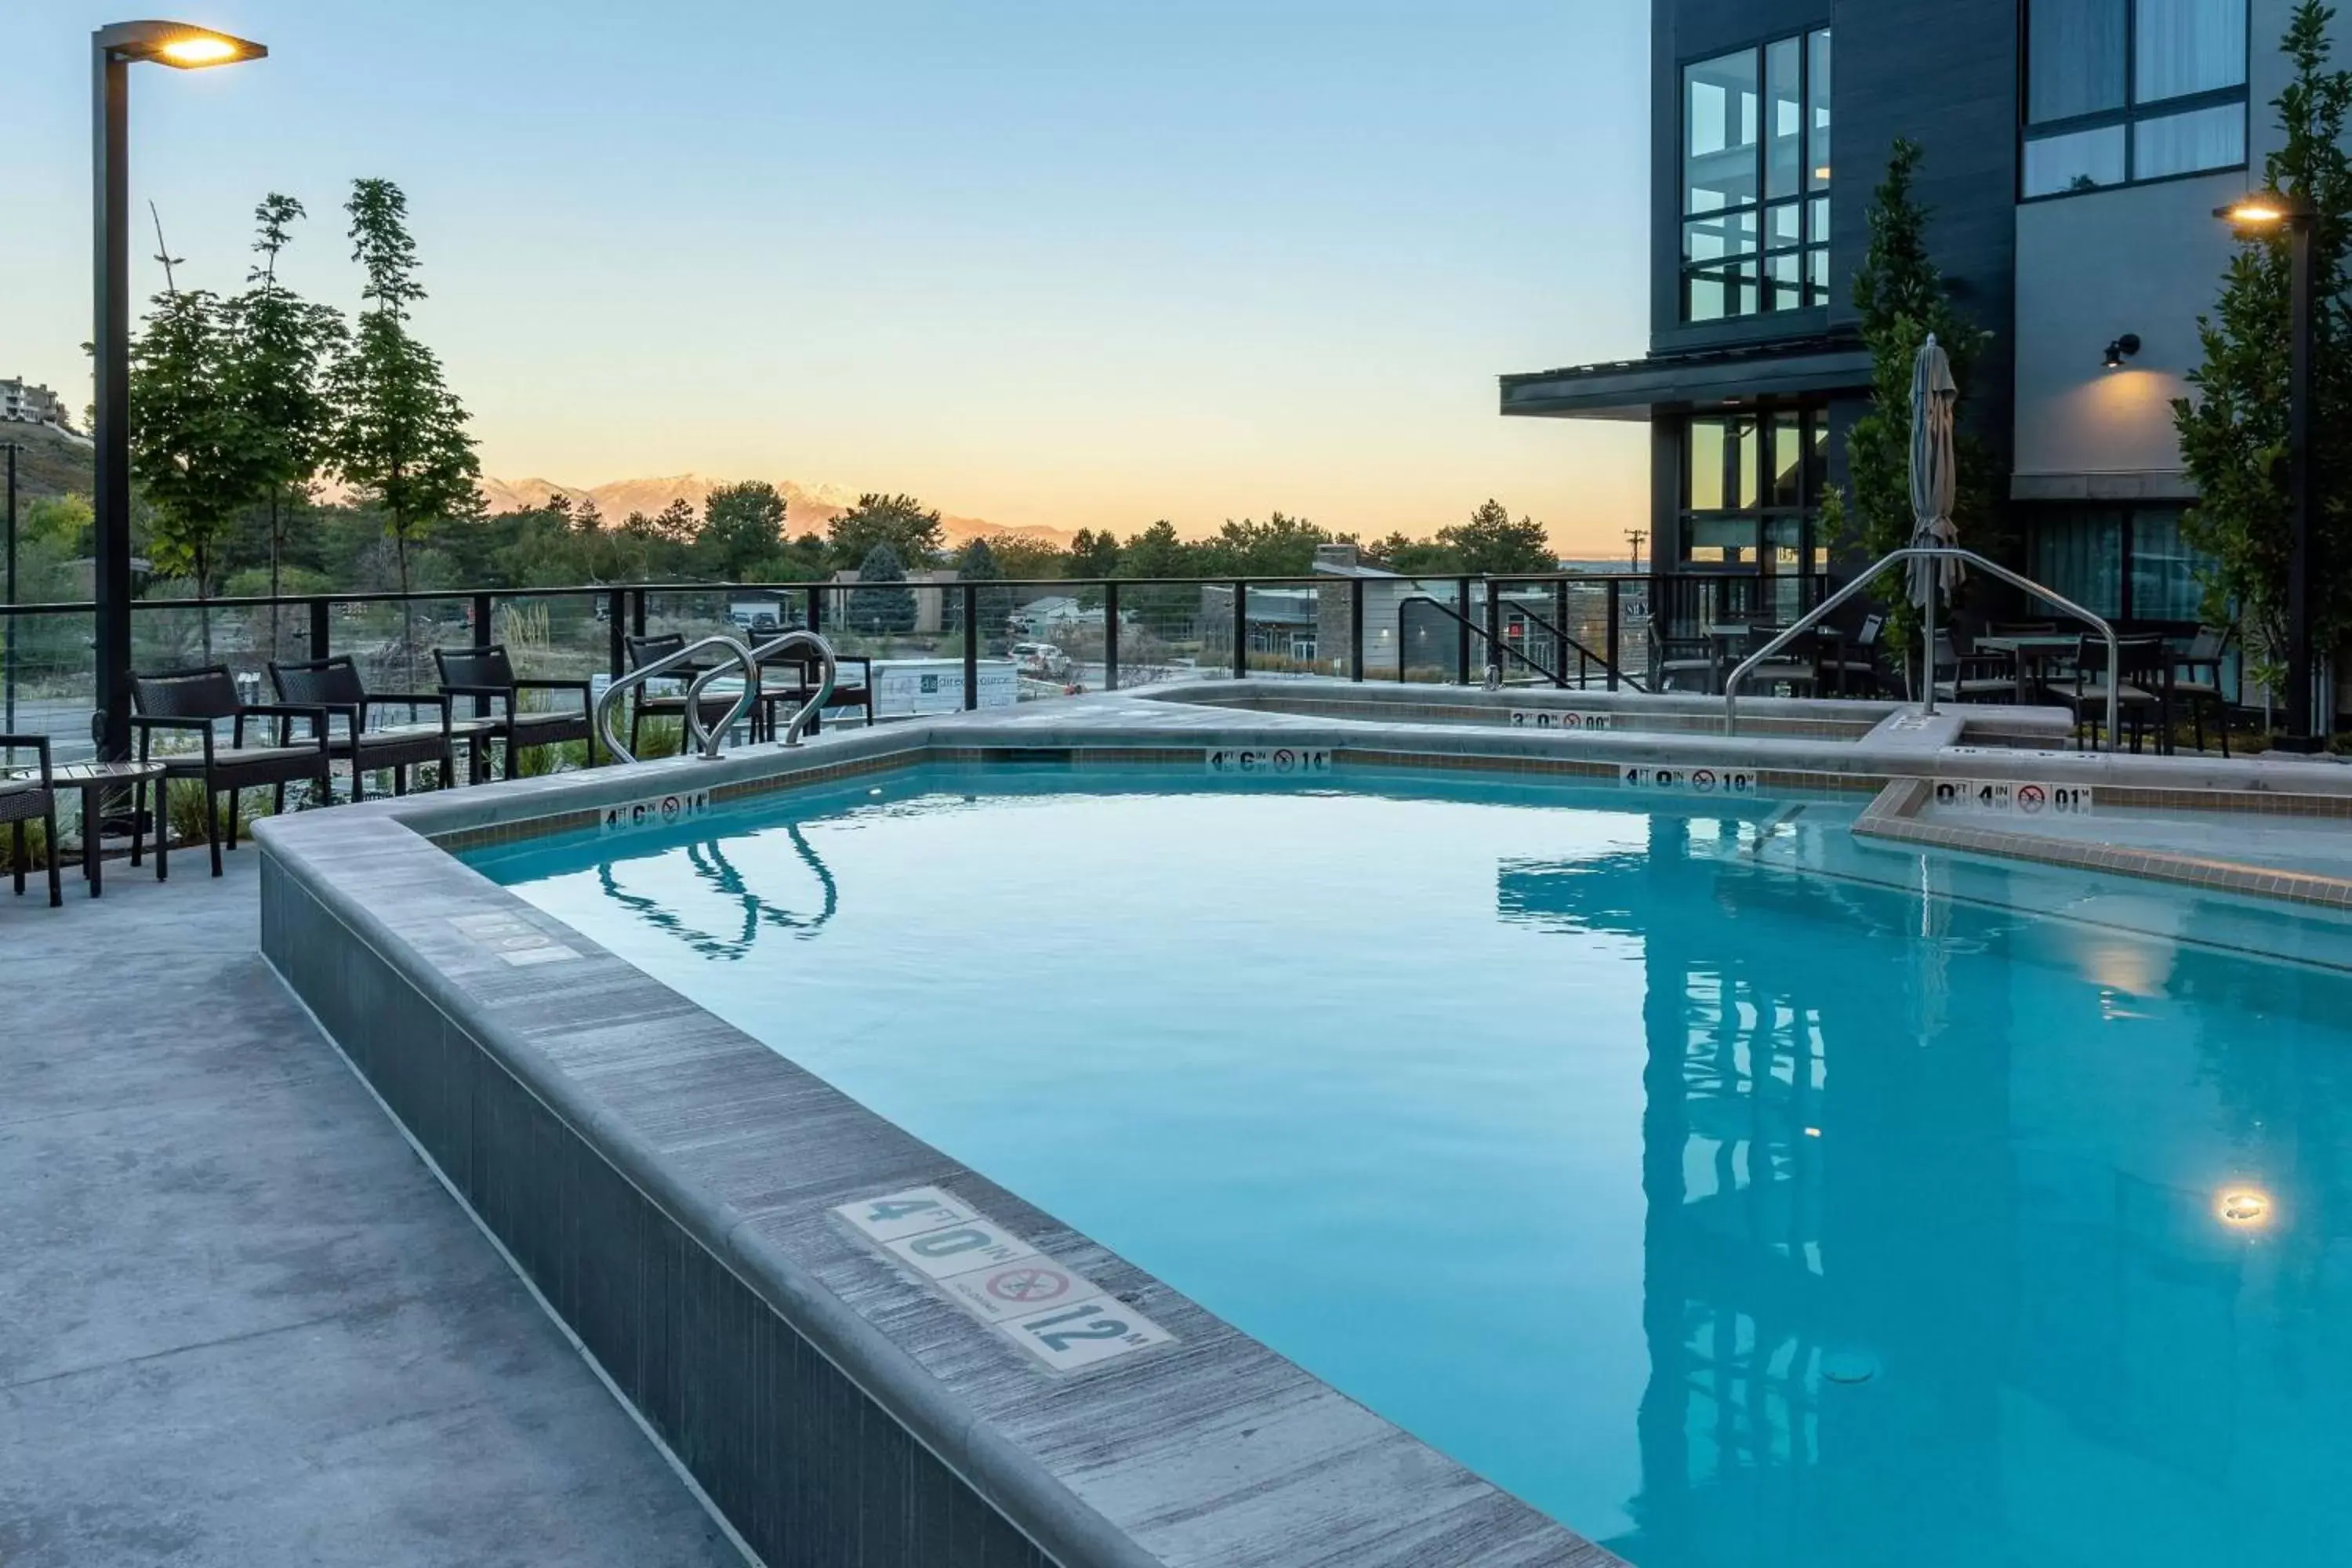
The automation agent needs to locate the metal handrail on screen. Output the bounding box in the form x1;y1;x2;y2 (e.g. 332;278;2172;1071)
1502;598;1647;692
1396;594;1559;687
696;629;840;748
1723;546;2121;749
595;633;760;764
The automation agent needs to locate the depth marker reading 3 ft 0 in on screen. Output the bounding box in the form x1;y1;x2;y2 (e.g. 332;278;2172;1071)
836;1186;1174;1372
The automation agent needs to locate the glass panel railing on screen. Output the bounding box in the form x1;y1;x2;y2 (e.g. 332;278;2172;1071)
2;607;97;764
1241;581;1327;680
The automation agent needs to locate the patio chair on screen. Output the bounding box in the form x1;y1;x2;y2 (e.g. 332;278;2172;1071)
625;633;752;757
433;644;597;780
129;666;335;877
1987;620;2060;637
1818;612;1884;697
1930;632;2020;705
753;644;877;737
269;654;481;800
2049;633;2171;752
2171;626;2233;757
1737;625;1817;698
1;734;64;908
1648;628;1719;694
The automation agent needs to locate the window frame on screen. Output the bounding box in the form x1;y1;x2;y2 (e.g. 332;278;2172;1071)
1679;25;1833;324
1677;402;1832;583
2018;0;2251;202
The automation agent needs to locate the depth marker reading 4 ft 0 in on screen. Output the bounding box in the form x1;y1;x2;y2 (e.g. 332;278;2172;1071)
1620;764;1757;795
835;1186;1175;1372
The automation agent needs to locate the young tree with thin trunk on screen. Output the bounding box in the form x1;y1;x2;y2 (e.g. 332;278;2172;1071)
328;179;480;665
228;193;347;659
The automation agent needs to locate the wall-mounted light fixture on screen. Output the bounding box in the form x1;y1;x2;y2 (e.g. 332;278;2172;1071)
2103;333;2141;370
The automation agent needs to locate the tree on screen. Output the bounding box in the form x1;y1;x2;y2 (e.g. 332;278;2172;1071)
327;178;481;622
1195;512;1331;576
954;536;1017;646
1066;527;1120;578
1118;518;1195;579
699;481;786;579
1440;499;1555;575
129;254;258;651
227;193;347;655
848;540;916;633
2176;0;2352;697
1831;138;1998;652
1367;529;1460;575
828;492;942;569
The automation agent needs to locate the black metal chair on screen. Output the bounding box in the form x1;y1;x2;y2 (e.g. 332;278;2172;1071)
129;666;334;877
433;644;597;780
1817;612;1884;697
1930;631;2020;705
624;633;749;757
269;654;478;800
2050;633;2172;752
753;646;877;737
1649;628;1719;693
2171;626;2233;757
1;734;64;908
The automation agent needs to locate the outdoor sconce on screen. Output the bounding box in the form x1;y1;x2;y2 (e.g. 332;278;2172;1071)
2103;333;2140;369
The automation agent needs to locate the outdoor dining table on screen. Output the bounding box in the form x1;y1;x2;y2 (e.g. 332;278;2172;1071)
1971;634;2082;704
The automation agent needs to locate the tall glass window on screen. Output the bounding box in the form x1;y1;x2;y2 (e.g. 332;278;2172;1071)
1681;406;1830;583
2023;0;2245;198
1681;29;1831;322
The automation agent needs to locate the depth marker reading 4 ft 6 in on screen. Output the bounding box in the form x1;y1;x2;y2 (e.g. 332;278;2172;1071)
1204;747;1331;776
599;789;712;834
836;1186;1174;1372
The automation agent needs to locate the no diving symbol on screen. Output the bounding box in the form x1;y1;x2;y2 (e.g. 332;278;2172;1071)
1272;749;1296;773
2017;784;2047;814
1693;768;1718;793
659;795;684;821
986;1266;1073;1305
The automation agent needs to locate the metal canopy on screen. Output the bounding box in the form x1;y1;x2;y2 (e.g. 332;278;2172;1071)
1498;332;1873;420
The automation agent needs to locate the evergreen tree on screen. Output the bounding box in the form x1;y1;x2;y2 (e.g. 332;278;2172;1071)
327;178;481;628
1834;139;1998;651
1118;519;1194;578
2176;0;2352;695
956;535;1015;645
849;540;917;633
227;193;347;656
699;481;786;579
1066;527;1121;578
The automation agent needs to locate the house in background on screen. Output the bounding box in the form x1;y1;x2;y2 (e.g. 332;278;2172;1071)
1503;0;2329;638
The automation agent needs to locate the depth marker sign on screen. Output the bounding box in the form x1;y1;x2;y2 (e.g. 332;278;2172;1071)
599;788;712;834
837;1186;1175;1373
1930;779;2095;816
1205;747;1331;776
1620;764;1758;795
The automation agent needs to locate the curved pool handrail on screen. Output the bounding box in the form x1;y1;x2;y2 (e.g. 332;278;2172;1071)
735;629;840;747
1723;546;2119;750
596;633;760;764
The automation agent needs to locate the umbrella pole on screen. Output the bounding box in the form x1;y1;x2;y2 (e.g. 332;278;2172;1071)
1920;561;1939;716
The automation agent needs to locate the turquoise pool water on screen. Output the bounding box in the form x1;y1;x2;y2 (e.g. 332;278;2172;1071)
469;766;2352;1567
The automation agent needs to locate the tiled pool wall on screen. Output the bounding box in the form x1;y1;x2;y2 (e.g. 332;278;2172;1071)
253;687;2352;1567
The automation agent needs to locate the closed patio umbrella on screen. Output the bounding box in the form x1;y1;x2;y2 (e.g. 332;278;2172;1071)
1908;333;1961;710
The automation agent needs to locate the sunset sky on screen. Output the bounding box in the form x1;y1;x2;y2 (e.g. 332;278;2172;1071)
5;2;1651;552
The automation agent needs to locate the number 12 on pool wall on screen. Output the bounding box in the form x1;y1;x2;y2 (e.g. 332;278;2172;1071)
1005;1299;1174;1370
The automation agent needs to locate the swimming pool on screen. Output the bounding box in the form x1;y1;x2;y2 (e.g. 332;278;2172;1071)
466;764;2352;1568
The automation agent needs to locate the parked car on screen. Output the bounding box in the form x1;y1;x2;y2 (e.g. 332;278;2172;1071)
1011;641;1071;679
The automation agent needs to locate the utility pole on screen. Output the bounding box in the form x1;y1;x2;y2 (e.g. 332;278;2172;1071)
4;440;18;735
1624;528;1647;570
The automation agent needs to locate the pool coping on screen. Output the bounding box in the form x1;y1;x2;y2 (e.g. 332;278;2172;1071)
253;685;2352;1565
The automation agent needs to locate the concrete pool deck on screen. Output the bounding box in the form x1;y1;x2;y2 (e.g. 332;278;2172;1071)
0;852;741;1568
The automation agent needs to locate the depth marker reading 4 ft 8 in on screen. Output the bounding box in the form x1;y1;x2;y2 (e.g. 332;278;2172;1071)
835;1186;1175;1372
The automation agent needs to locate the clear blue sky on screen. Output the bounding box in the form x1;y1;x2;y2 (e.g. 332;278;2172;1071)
4;2;1651;549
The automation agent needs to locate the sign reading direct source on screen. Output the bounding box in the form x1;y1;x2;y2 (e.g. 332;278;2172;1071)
1621;764;1758;796
1931;779;2095;816
1509;709;1613;731
598;788;712;835
1204;746;1331;776
836;1185;1175;1374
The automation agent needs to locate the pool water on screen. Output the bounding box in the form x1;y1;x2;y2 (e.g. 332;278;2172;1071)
469;766;2352;1568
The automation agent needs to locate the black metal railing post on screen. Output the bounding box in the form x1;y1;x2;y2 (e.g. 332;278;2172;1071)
1231;579;1248;680
308;597;329;660
470;593;494;717
1103;580;1120;691
1483;579;1502;683
1552;581;1569;688
807;583;824;640
1606;579;1621;692
608;589;626;678
1456;576;1472;684
630;588;647;637
1349;577;1366;682
962;583;979;711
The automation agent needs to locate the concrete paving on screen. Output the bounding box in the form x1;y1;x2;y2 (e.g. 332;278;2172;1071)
0;845;743;1568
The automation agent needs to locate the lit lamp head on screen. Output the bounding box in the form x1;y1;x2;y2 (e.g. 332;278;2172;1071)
2215;192;2315;235
2103;333;2141;370
96;20;267;69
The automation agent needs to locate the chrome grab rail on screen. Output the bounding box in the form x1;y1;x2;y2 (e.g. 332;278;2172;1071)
594;633;760;764
706;629;839;748
1722;546;2120;750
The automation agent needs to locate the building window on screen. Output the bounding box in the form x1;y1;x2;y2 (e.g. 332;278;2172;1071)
2027;503;2215;622
1681;28;1831;323
2023;0;2246;198
1679;406;1830;615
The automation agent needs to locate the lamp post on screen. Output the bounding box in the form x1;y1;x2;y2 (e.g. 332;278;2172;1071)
2218;191;2321;751
91;21;267;761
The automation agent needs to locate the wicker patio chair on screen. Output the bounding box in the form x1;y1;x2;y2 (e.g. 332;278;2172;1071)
433;644;597;781
270;654;485;800
1;734;64;907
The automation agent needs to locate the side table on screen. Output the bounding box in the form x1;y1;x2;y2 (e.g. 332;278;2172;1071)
49;760;169;897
